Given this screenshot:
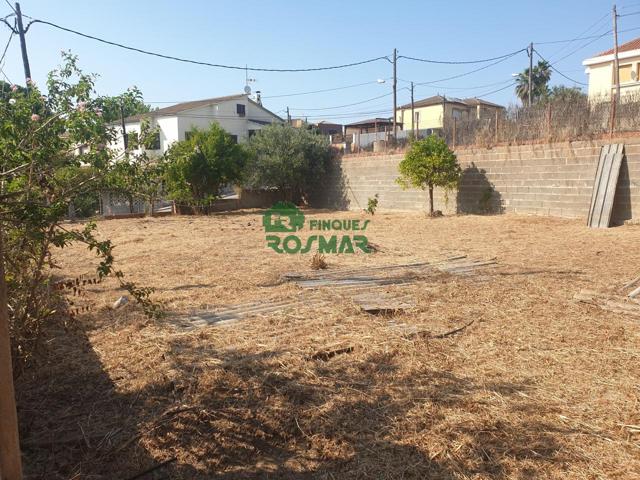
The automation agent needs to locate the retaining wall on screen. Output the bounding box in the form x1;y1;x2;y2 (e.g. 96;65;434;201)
314;137;640;223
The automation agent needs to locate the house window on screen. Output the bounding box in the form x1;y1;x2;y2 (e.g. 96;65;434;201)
248;129;256;138
236;104;246;117
230;134;238;144
618;64;634;83
184;131;193;141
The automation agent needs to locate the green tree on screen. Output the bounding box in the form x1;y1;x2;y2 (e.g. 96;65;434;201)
163;123;246;205
0;53;161;364
103;119;164;213
94;86;153;123
245;123;333;202
396;135;461;216
515;60;552;105
544;85;587;103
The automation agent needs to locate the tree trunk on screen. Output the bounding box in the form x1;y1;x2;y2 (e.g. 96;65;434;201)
428;184;434;216
0;229;23;480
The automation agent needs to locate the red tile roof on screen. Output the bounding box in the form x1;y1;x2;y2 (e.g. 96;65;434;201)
596;37;640;57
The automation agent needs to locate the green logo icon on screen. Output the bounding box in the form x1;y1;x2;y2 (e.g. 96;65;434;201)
262;202;305;233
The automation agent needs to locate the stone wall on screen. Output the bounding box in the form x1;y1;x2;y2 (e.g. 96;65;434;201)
314;137;640;223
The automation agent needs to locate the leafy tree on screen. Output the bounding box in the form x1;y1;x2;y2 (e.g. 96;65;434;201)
515;60;552;105
245;123;333;202
95;86;152;123
103;119;164;213
544;85;587;103
163;123;246;205
396;135;461;216
0;53;161;365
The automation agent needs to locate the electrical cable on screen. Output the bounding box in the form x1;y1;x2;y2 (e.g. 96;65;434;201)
25;18;389;72
288;92;392;111
262;80;389;99
398;48;525;65
0;28;12;66
533;49;587;86
413;50;525;87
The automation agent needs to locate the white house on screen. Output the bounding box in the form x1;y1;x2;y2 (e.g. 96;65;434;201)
112;93;283;154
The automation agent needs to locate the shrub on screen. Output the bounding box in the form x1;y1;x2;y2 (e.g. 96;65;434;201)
396;135;461;215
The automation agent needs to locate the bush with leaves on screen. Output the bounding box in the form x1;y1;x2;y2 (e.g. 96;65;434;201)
163;123;246;209
0;53;161;365
245;123;333;203
396;135;461;216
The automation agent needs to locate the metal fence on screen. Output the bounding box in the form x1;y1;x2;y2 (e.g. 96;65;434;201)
351;128;440;150
443;95;640;149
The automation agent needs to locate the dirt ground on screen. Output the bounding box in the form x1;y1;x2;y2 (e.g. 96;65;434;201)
15;210;640;479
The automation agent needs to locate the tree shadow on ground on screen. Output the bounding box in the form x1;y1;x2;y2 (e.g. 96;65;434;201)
17;317;585;479
456;163;504;215
15;316;162;479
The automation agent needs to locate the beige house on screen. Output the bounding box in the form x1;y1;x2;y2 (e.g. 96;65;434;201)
583;37;640;100
395;95;504;131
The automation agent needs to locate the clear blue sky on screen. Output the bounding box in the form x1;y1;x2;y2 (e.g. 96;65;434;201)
2;0;639;123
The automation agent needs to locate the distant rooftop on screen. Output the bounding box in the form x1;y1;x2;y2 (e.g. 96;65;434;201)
124;94;282;122
345;117;394;127
398;95;504;110
594;37;640;57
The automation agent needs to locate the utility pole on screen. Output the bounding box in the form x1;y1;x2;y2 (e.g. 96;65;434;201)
286;106;291;125
120;104;128;150
528;42;533;107
611;4;620;135
15;3;31;84
410;81;415;138
613;4;620;103
392;48;397;140
0;231;23;480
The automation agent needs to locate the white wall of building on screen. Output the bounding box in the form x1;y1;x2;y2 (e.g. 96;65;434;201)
109;96;281;156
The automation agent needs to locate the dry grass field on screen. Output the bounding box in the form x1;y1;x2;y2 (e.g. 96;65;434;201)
16;210;640;479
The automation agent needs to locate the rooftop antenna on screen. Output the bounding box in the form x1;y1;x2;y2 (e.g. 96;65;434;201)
244;64;256;95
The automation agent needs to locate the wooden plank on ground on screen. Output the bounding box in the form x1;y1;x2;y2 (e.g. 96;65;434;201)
352;292;413;315
588;144;625;228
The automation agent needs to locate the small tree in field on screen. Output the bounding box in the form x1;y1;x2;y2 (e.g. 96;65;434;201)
245;123;333;203
396;135;461;216
163;123;246;206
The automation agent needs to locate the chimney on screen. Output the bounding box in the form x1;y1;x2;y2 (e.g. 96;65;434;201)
256;90;262;105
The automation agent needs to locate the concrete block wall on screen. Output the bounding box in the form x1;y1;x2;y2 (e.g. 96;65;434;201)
314;137;640;223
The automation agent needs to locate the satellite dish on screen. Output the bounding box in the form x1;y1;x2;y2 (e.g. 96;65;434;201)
632;70;638;82
244;85;252;94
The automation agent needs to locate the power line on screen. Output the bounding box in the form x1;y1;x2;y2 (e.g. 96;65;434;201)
400;77;514;92
551;29;611;65
475;81;517;99
26;18;390;72
288;92;392;111
533;49;587;86
0;26;12;66
536;30;612;45
398;48;525;65
3;0;16;15
263;80;389;99
414;50;525;87
545;11;610;62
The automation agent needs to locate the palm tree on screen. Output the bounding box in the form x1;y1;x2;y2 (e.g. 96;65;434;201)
515;60;552;106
